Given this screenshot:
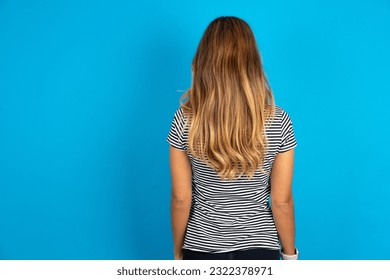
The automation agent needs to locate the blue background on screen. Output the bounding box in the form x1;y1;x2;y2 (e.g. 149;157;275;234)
0;0;389;260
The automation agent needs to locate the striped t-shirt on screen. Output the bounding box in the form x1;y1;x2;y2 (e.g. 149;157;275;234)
166;105;297;253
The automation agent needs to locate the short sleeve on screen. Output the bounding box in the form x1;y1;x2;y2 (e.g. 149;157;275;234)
166;108;187;151
278;109;297;153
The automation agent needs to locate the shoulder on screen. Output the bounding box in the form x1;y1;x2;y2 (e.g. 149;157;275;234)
273;105;297;143
267;105;296;134
171;106;190;132
173;106;187;123
271;105;290;123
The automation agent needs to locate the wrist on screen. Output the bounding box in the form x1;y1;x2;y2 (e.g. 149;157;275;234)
282;247;296;255
280;248;299;260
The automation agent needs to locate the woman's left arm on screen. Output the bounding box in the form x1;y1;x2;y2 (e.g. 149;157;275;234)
169;145;192;260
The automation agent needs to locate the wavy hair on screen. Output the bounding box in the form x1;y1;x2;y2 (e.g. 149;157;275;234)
180;16;275;180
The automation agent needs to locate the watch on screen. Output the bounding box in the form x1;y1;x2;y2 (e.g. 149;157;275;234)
280;248;299;260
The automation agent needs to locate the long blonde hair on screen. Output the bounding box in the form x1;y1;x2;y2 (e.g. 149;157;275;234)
180;16;275;180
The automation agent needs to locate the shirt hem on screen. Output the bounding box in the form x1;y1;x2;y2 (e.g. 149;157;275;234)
182;244;281;254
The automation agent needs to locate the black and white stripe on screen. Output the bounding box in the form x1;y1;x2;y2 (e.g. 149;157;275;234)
167;106;297;253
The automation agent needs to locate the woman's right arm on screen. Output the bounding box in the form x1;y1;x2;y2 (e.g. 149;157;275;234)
270;148;296;255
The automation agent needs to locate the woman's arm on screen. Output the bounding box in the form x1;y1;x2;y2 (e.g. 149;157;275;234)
270;148;296;255
169;146;192;260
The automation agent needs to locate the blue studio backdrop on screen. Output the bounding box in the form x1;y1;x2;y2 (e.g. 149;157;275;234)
0;0;389;260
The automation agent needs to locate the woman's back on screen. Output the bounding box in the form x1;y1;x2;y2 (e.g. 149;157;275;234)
167;105;297;253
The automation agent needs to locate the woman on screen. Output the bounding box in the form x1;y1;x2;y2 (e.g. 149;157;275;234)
167;16;298;260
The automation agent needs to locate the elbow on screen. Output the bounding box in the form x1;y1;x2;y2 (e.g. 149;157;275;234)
171;195;191;209
271;197;294;210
